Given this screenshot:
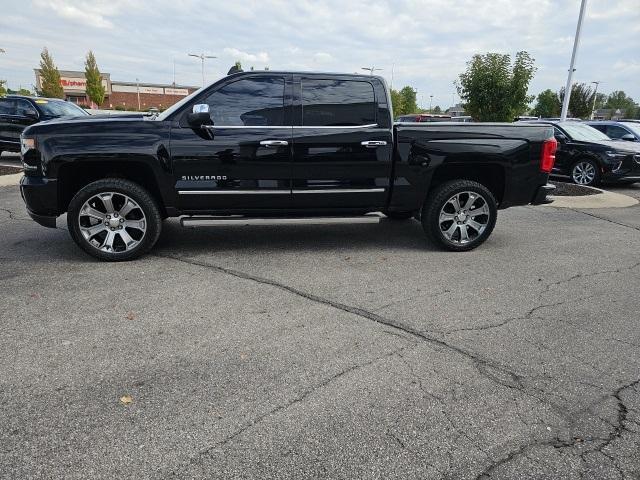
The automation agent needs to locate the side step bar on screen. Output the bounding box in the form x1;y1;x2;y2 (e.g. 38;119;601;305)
181;214;383;227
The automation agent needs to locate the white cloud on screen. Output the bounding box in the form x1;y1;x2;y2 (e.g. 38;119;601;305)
222;48;270;64
1;0;639;104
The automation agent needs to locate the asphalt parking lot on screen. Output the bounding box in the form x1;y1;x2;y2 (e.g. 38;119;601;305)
1;166;640;479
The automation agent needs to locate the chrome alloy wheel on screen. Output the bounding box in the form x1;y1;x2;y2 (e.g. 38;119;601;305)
438;191;490;245
78;192;147;253
572;161;596;185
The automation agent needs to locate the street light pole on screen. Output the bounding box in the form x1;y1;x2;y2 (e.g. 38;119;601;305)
560;0;588;121
188;53;217;87
590;81;601;120
429;95;433;112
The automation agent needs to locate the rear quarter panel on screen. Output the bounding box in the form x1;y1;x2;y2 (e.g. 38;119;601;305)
391;123;554;210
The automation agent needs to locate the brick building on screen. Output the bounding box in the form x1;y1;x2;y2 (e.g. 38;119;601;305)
34;69;198;110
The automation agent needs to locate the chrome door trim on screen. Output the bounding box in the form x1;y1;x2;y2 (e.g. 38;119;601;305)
201;124;378;130
178;189;290;195
292;188;385;194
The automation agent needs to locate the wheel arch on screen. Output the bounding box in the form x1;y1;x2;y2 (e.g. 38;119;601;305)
57;160;167;216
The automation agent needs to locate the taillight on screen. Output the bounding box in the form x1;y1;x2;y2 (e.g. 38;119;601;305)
540;137;557;173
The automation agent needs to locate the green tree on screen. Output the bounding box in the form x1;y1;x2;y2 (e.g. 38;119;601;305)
456;51;536;121
433;105;442;113
605;90;636;117
531;89;561;118
84;50;105;106
559;83;594;118
398;86;417;114
390;88;403;117
390;86;417;117
39;48;64;98
594;92;607;110
0;80;6;96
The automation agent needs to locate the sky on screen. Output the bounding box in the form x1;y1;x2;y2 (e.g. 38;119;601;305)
1;0;638;109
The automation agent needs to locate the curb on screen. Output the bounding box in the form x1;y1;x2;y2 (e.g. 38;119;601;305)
0;173;22;187
543;187;638;209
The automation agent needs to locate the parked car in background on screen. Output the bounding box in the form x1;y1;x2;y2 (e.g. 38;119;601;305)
586;121;640;142
0;95;88;156
395;113;452;122
520;120;640;186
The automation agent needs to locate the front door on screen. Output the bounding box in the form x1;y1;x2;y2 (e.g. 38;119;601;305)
290;77;392;210
171;75;293;211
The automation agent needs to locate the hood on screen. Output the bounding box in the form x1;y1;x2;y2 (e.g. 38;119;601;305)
573;138;640;153
23;113;151;136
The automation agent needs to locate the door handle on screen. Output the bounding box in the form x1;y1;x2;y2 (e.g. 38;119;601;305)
260;140;289;147
361;140;387;148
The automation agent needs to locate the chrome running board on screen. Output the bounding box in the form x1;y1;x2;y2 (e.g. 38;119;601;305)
180;214;383;227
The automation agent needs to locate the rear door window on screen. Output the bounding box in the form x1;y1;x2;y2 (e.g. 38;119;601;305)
301;79;376;126
0;98;16;115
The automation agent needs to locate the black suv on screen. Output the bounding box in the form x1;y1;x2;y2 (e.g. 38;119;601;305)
521;120;640;186
0;95;88;156
586;121;640;143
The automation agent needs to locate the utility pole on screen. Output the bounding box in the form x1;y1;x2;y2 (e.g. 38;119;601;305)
361;66;382;75
590;80;601;120
560;0;588;121
429;95;434;112
136;78;141;111
188;53;217;86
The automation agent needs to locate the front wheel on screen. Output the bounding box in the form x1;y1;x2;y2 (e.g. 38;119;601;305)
571;159;600;186
67;178;162;261
421;180;497;251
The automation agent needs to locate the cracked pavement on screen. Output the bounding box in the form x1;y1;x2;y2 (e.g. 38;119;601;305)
1;182;640;479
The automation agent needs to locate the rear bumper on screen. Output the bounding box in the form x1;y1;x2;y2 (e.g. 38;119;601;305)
20;176;59;228
531;183;555;205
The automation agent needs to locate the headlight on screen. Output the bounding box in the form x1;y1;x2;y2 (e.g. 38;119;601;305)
605;150;629;159
20;137;36;155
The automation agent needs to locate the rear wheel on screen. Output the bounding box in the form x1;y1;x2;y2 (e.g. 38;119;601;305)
571;159;600;186
421;180;497;251
67;178;162;261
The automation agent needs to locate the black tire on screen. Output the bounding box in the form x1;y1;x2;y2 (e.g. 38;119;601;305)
383;210;414;220
67;178;162;261
570;158;601;186
421;180;497;252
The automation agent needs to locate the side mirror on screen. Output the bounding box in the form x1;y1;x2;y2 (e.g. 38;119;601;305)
187;103;212;127
621;133;636;141
23;108;39;120
555;133;568;144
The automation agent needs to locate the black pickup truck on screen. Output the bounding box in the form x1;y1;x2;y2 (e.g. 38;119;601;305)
19;71;556;261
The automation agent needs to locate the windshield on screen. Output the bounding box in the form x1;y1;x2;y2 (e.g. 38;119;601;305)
620;122;640;137
156;85;207;121
560;122;611;142
35;99;88;117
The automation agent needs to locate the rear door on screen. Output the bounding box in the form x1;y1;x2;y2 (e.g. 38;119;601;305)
0;98;18;149
171;74;293;211
290;76;392;209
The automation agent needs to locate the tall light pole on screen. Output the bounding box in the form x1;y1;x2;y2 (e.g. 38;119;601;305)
560;0;588;121
136;78;141;111
188;53;217;86
590;80;601;120
429;95;434;112
361;66;382;75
